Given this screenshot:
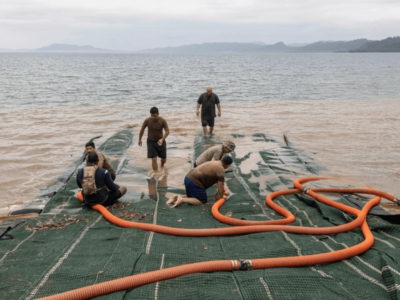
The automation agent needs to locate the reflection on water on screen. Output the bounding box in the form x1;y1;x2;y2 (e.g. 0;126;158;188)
1;98;400;214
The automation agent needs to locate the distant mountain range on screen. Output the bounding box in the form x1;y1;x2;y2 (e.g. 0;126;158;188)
36;44;112;52
1;37;399;53
349;37;400;52
0;43;127;53
138;38;393;53
138;37;400;53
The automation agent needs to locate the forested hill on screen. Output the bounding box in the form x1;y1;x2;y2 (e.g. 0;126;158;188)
138;40;372;53
350;37;400;52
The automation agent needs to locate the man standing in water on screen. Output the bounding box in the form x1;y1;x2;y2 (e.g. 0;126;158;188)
167;156;232;208
138;107;169;172
196;87;221;136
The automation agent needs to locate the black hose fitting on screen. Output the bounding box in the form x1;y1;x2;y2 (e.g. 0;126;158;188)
239;260;253;270
303;188;310;195
394;198;400;206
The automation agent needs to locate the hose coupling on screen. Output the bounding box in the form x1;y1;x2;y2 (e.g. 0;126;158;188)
303;188;310;195
394;198;400;206
239;259;253;270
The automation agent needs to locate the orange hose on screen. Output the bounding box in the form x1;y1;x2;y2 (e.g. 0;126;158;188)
38;177;396;300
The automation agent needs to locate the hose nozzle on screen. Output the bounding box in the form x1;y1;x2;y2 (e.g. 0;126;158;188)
393;198;400;206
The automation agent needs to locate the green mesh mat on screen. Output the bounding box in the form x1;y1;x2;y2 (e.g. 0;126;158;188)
1;130;400;300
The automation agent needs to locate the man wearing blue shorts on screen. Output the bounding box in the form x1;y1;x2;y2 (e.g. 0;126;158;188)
196;87;221;136
167;156;232;207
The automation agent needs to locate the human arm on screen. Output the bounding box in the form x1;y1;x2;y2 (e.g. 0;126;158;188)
217;103;221;117
96;152;105;168
211;146;223;161
104;171;120;192
158;126;169;146
76;171;83;189
138;122;147;146
196;103;201;116
216;181;229;199
196;95;202;116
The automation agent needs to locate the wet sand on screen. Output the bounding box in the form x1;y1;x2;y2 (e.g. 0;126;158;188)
1;99;400;214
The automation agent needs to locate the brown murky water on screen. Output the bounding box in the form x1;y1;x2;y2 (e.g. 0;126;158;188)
1;99;399;215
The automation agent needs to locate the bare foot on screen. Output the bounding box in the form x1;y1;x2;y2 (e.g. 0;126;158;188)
172;196;184;208
166;194;178;204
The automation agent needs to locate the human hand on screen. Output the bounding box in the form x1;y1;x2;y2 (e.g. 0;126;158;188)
138;140;142;146
196;111;200;116
158;139;163;146
218;111;221;117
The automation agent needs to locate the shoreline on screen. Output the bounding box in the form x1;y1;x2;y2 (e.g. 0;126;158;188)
1;98;400;214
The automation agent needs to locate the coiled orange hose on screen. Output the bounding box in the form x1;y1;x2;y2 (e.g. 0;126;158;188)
37;177;397;300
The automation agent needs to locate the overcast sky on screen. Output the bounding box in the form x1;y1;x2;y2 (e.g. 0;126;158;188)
0;0;399;50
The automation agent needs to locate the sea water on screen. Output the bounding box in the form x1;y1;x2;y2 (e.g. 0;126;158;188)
1;53;400;213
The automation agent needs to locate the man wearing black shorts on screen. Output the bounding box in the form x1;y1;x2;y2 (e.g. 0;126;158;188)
138;107;170;171
196;87;221;136
76;153;127;206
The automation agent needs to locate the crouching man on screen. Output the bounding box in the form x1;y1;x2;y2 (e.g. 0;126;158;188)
167;156;232;208
85;141;116;181
194;140;235;168
77;153;127;206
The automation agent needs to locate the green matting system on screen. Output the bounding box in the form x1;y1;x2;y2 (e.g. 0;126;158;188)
1;129;400;299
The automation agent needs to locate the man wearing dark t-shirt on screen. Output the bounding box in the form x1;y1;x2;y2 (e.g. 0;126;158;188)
196;87;221;136
85;141;116;181
166;156;232;208
77;153;127;206
138;107;170;171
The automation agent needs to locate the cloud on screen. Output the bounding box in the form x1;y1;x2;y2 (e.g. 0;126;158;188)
5;0;396;25
0;0;399;49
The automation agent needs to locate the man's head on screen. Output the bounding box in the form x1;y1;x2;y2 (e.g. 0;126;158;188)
206;87;213;96
87;152;99;165
223;141;236;153
221;155;233;169
150;107;159;120
85;141;96;154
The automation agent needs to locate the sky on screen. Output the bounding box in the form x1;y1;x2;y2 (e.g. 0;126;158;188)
0;0;399;50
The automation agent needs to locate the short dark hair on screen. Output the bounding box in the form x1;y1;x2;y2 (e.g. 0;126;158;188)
222;156;233;166
150;107;159;114
85;141;95;148
87;152;99;163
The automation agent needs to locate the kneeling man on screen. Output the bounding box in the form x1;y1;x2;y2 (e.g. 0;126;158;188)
167;156;232;208
77;153;127;206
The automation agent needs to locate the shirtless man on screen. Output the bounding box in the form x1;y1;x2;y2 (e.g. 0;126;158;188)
138;107;170;171
196;87;221;136
85;141;116;180
194;141;235;168
167;156;232;207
